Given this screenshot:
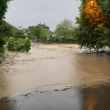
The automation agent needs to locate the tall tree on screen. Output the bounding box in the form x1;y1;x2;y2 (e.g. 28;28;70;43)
0;0;11;55
0;0;11;35
76;0;110;51
55;19;74;42
28;23;50;40
0;0;10;20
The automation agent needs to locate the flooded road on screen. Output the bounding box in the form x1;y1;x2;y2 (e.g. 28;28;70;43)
0;44;110;98
1;86;110;110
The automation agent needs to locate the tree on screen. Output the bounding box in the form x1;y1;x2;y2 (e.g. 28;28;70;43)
14;30;25;39
0;0;10;20
0;0;11;35
76;0;110;51
0;21;18;37
55;19;75;43
28;23;50;41
0;0;11;57
0;22;26;39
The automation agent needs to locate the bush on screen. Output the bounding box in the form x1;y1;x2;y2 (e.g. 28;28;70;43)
7;38;31;52
0;38;6;63
24;39;31;52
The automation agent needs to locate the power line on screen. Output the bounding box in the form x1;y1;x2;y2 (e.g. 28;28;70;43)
48;11;78;26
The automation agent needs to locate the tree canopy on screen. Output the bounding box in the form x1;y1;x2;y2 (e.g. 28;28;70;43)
75;0;110;51
28;23;50;40
0;0;10;20
55;19;75;42
0;0;11;38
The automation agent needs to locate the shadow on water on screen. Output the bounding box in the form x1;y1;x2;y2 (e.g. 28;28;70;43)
81;51;110;56
1;85;110;110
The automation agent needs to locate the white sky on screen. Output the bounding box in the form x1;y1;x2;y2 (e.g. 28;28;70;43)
5;0;80;31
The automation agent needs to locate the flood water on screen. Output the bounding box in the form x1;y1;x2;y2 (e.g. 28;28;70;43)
0;44;110;98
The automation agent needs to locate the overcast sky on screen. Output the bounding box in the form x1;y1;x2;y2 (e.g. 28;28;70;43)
5;0;80;31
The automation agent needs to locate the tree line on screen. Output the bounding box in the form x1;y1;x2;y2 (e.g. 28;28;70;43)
3;20;76;44
1;0;110;55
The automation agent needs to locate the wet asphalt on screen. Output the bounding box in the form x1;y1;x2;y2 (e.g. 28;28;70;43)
0;85;110;110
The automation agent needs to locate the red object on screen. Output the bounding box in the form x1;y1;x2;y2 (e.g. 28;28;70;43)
34;39;38;43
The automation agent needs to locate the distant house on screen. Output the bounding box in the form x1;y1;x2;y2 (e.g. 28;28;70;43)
52;34;57;42
52;34;57;38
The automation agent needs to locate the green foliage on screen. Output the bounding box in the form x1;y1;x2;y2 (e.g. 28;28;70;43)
103;28;110;47
76;0;110;51
28;23;50;40
0;20;18;37
24;39;31;52
0;37;6;48
7;38;31;52
0;0;11;44
55;19;75;43
0;60;2;64
0;37;6;56
0;0;12;63
14;29;25;39
0;0;11;37
0;37;7;63
98;0;110;15
0;0;10;20
0;21;27;39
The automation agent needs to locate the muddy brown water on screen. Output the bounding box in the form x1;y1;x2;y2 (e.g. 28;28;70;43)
0;44;110;98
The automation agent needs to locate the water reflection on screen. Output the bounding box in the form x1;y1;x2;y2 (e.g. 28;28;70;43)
82;86;110;110
71;53;110;87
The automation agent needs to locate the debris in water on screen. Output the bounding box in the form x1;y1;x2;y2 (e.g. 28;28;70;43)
54;89;60;91
23;93;31;97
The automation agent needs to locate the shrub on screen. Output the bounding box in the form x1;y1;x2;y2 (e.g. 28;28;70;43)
0;38;6;63
24;39;31;52
7;38;31;52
